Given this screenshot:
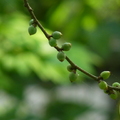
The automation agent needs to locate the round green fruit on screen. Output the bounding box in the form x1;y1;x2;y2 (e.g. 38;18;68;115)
29;19;34;25
98;81;108;90
52;31;62;39
100;71;111;80
62;42;72;51
69;72;79;82
57;51;66;62
67;65;73;72
110;90;118;100
28;25;37;35
49;38;57;47
112;82;120;87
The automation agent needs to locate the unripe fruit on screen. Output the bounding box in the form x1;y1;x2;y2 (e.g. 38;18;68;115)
112;82;120;87
98;81;108;90
49;38;57;47
29;19;34;25
100;71;111;80
28;25;37;35
61;42;72;51
110;90;118;100
57;51;66;62
67;65;73;72
52;31;62;39
69;72;79;82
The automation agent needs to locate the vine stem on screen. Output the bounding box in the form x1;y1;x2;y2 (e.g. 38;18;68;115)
23;0;120;92
65;56;98;81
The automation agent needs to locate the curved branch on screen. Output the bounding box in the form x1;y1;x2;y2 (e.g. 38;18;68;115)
23;0;120;92
24;0;51;39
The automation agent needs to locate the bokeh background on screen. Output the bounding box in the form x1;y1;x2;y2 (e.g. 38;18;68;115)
0;0;120;120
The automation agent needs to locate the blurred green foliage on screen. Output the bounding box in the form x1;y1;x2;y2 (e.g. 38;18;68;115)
44;100;91;120
0;0;120;120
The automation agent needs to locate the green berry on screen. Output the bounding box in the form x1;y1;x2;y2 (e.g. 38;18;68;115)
98;81;108;90
100;71;111;80
62;42;72;51
57;51;66;62
69;72;79;82
110;90;118;100
28;25;37;35
49;38;57;47
112;82;120;87
52;31;62;39
29;19;34;25
67;65;73;72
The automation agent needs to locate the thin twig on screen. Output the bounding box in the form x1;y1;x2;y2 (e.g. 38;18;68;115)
23;0;120;92
24;0;51;39
65;56;98;81
23;0;98;81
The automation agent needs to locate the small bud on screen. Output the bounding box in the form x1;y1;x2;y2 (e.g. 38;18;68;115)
28;25;37;35
52;31;62;39
98;81;108;90
104;90;108;94
57;51;66;62
100;71;111;80
67;65;73;72
110;90;118;100
69;72;79;82
62;42;72;51
112;82;120;87
49;38;57;47
29;19;34;25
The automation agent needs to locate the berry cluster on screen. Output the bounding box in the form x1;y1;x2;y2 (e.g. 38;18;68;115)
27;18;120;100
49;31;79;82
98;71;120;99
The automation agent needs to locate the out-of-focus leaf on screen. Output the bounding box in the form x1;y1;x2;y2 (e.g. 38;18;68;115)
44;100;92;120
